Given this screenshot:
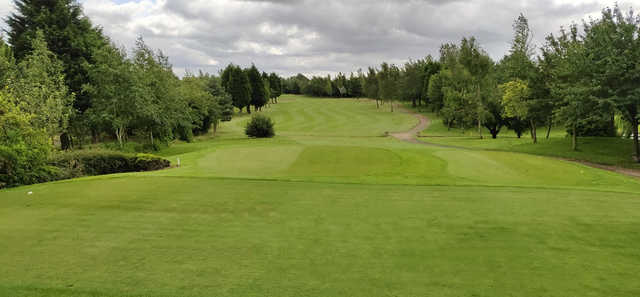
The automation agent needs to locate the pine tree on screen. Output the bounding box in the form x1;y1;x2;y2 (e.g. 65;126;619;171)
268;73;282;103
247;65;267;111
228;65;251;113
348;72;363;98
7;0;107;113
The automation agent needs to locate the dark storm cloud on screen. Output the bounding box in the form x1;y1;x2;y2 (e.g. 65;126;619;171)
1;0;629;76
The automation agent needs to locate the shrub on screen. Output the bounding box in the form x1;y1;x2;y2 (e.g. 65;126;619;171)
50;150;171;180
133;153;171;171
245;114;275;138
103;141;145;154
175;124;194;143
0;92;54;188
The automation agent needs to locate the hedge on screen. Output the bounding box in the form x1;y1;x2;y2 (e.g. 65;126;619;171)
49;150;171;180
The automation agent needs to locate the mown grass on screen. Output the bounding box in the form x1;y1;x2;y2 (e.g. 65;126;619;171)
2;95;640;297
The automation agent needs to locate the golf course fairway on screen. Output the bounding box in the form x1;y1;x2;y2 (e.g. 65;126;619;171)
1;95;639;297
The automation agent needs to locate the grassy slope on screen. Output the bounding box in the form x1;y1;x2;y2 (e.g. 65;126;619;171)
1;95;640;297
416;108;640;168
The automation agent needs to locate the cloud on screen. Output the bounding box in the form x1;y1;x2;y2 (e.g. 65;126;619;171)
1;0;635;77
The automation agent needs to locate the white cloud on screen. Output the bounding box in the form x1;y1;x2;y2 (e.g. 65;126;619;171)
2;0;637;76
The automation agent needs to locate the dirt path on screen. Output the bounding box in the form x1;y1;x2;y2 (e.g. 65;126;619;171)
389;106;431;144
390;104;640;180
571;160;640;179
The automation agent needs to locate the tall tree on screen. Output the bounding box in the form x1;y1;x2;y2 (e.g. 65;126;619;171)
378;62;401;112
0;39;16;87
7;0;107;114
83;42;137;147
364;67;379;107
348;71;364;98
246;65;267;112
176;73;217;140
421;57;441;108
10;31;73;141
207;75;234;123
400;59;427;107
544;26;600;151
583;6;640;161
132;37;185;147
427;73;445;112
268;72;282;103
228;65;251;113
500;79;531;139
500;14;547;143
261;71;271;108
438;38;495;137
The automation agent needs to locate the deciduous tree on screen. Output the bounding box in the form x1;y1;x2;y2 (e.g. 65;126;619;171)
10;31;73;141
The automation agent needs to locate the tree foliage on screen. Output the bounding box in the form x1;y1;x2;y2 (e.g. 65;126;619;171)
0;91;53;188
223;64;251;113
245;114;275;138
9;31;74;138
7;0;107;114
582;6;640;157
247;65;267;111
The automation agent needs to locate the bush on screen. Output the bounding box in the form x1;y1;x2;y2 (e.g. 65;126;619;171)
0;92;54;188
245;114;275;138
133;153;171;171
103;141;145;154
50;150;171;180
175;124;194;142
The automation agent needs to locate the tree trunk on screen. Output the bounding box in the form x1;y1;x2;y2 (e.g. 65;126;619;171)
376;99;379;109
213;121;219;136
633;115;640;162
89;129;97;144
517;131;522;138
150;130;154;146
247;105;251;114
412;98;416;108
116;126;125;148
546;118;552;139
489;126;499;139
60;133;72;150
572;124;577;151
390;101;394;112
530;120;537;144
476;87;482;139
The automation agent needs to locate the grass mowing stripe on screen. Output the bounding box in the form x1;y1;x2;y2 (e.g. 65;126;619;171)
2;95;640;297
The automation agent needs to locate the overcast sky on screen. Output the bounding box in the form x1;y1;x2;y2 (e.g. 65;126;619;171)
0;0;635;77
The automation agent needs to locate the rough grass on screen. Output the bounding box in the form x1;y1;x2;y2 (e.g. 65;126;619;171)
416;108;640;168
2;95;640;297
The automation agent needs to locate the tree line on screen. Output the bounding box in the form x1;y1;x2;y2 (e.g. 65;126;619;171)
0;0;283;187
220;63;283;114
283;6;640;161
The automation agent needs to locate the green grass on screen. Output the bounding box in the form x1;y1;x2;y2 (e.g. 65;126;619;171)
2;95;640;297
416;107;640;168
